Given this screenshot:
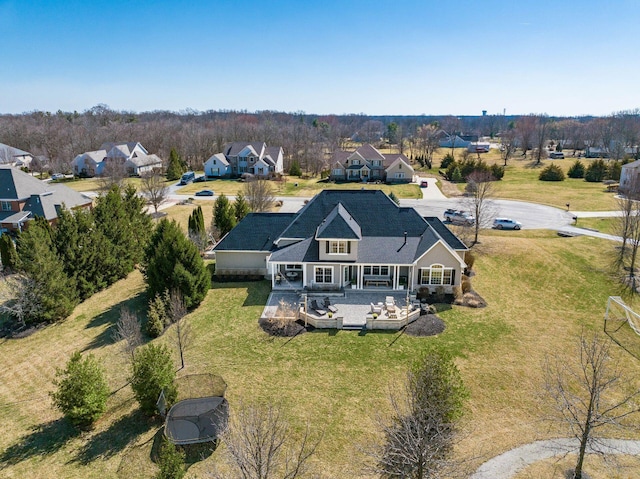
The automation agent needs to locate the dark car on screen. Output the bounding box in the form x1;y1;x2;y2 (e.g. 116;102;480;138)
420;180;429;187
193;175;206;182
195;190;214;196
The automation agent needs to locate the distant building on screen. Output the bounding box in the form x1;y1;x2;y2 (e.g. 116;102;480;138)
204;142;284;178
328;144;414;183
72;142;162;177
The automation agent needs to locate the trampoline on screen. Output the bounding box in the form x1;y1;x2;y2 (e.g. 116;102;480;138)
164;396;229;445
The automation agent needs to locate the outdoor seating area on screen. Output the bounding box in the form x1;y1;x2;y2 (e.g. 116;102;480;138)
261;291;422;331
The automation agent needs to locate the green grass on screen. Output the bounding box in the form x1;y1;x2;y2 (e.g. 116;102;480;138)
176;176;422;199
576;217;619;235
2;231;640;478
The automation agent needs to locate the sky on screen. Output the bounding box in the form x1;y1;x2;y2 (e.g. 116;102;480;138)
2;0;640;117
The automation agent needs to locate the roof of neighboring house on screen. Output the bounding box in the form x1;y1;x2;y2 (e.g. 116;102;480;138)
224;142;266;157
265;146;282;160
315;203;362;240
355;143;386;161
0;143;32;164
75;149;107;163
0;167;93;221
330;150;351;165
127;153;163;167
101;141;147;155
214;213;297;252
621;159;640;169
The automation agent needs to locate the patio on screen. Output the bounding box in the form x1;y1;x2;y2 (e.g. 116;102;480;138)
261;290;423;331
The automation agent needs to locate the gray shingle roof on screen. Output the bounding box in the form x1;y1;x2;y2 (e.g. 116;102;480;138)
423;217;468;251
0;167;92;221
355;143;386;160
214;213;297;252
315;203;362;240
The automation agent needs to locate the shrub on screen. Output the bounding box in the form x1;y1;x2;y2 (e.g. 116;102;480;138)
441;153;455;169
131;343;177;416
539;164;565;181
388;192;400;205
451;166;463;183
567;160;585;178
435;286;446;303
288;160;302;177
452;286;462;300
461;275;472;294
146;293;169;338
607;161;622;181
156;439;185;479
50;351;109;428
465;251;476;271
490;164;505;180
417;286;430;301
585;159;607;182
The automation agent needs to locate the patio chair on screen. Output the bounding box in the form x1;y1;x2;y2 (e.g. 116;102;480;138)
385;296;395;310
370;302;382;315
275;274;282;285
310;299;327;316
324;297;338;313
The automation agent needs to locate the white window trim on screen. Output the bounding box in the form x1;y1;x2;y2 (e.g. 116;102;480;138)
420;264;454;286
314;266;333;284
330;240;348;254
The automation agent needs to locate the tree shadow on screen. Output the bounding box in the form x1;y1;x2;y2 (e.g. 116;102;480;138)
73;409;158;465
604;319;640;361
82;291;149;351
150;428;217;465
240;281;271;307
0;418;79;466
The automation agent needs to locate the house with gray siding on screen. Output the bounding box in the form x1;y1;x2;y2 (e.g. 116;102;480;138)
329;144;414;183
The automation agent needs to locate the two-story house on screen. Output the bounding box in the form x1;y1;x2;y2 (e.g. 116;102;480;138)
72;142;162;177
329;144;414;183
213;190;467;294
203;142;284;178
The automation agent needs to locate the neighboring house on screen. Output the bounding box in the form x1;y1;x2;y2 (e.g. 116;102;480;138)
439;133;477;149
214;190;468;293
207;142;284;177
72;142;162;177
204;153;232;178
619;159;640;195
328;144;414;183
0;143;36;168
0;166;93;233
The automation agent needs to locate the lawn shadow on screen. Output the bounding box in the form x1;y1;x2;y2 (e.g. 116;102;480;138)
241;281;271;307
0;418;79;466
82;291;149;351
150;428;217;465
73;409;158;465
604;318;640;361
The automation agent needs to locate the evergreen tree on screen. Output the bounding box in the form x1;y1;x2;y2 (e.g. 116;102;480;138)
131;343;177;416
233;192;251;222
17;218;77;323
187;206;207;251
54;208;110;301
213;194;236;237
50;351;109;428
585;159;608;182
567;160;585;178
388;191;400;205
156;439;186;479
144;219;210;309
146;292;169;338
288;160;302;177
166;148;185;181
0;233;19;272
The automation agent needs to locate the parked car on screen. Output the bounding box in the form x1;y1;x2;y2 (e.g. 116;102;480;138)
443;209;475;225
193;175;206;182
420;180;429;187
195;189;214;196
493;218;522;230
51;173;65;180
549;151;565;159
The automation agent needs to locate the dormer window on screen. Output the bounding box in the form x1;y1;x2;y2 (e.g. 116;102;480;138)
328;240;350;254
352;159;360;165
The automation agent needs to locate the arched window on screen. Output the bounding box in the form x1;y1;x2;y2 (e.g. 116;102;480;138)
419;264;454;285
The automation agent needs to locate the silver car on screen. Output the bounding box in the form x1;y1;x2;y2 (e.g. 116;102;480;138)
493;218;522;230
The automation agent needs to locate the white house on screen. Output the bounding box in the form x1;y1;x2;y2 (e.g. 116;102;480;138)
204;153;232;178
72;142;162;177
220;142;284;177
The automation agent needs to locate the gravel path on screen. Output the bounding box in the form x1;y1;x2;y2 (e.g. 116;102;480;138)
470;438;640;479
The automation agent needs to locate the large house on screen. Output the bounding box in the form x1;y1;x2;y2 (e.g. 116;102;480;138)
204;142;284;178
213;190;468;293
328;144;414;183
0;166;93;233
0;143;37;169
72;142;163;177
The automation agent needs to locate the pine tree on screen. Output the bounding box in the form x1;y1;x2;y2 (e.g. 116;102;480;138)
187;206;207;251
131;343;177;416
54;208;110;301
234;192;251;222
17;218;78;323
0;233;19;272
213;194;236;237
166;148;185;181
388;191;400;205
146;292;169;338
143;219;210;309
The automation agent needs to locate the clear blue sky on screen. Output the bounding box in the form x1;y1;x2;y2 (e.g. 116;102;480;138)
2;0;639;116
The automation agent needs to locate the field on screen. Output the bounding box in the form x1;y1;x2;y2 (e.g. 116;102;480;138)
2;230;640;478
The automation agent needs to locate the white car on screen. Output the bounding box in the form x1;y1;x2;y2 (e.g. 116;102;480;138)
493;218;522;230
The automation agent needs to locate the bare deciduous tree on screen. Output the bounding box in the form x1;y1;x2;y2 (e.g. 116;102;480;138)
112;306;143;362
614;179;640;293
211;402;322;479
140;171;169;214
0;273;41;329
463;171;497;246
244;178;275;212
168;289;191;370
98;159;128;191
364;351;469;479
542;330;640;479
